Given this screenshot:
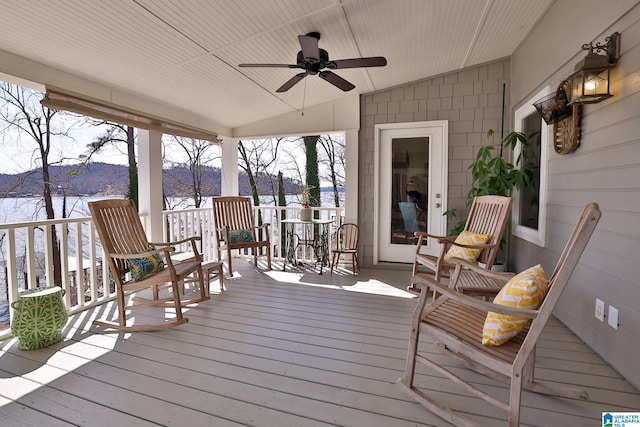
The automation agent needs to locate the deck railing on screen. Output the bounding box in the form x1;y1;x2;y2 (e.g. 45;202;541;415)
0;205;344;336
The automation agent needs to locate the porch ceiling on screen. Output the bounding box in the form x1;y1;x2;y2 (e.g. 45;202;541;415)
0;0;552;136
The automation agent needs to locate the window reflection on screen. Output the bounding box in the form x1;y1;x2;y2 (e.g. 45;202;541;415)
390;137;429;245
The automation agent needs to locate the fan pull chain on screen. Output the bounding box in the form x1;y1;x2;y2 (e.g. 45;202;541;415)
301;77;307;116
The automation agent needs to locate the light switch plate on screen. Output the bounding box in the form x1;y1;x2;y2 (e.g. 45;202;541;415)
608;306;619;329
595;298;605;321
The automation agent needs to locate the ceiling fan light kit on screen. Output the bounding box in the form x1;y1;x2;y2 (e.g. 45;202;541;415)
239;32;387;93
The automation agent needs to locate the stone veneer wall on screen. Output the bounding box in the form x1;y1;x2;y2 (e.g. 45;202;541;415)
358;58;511;268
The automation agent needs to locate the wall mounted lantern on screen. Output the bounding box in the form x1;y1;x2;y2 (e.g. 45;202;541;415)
568;32;621;105
532;32;621;155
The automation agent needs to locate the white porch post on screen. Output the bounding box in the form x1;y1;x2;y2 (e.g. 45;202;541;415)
138;129;164;241
221;137;239;196
344;128;358;224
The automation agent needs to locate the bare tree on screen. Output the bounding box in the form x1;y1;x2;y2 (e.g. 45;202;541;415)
0;82;79;286
163;135;220;208
82;124;138;207
238;137;286;206
318;134;345;207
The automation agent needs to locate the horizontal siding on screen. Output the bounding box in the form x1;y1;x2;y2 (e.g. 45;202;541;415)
510;1;640;389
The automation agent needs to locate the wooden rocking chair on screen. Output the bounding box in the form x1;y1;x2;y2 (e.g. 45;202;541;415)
409;195;512;293
89;199;207;332
398;203;601;426
212;196;272;276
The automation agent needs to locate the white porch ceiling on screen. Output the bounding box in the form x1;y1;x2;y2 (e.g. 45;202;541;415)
0;0;552;135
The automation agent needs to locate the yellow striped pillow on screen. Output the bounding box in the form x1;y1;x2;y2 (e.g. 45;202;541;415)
482;264;548;346
444;230;490;262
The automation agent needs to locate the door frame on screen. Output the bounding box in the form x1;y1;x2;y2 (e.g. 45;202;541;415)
373;120;449;264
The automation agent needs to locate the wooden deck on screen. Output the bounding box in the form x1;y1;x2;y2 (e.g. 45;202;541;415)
1;260;639;426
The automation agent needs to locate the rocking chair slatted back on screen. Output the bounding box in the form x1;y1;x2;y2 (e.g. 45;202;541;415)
463;195;512;266
214;197;255;234
212;196;271;276
93;201;149;275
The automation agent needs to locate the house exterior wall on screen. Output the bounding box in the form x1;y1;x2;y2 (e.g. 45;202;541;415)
359;58;511;267
510;1;640;389
359;0;640;390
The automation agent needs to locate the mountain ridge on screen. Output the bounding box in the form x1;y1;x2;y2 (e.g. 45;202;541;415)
0;162;302;197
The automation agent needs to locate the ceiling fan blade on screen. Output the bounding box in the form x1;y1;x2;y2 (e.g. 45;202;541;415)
327;57;387;69
239;63;299;68
319;71;355;91
298;34;319;61
276;72;307;92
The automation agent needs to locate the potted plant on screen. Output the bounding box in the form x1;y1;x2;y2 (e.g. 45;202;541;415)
300;186;313;221
445;129;537;269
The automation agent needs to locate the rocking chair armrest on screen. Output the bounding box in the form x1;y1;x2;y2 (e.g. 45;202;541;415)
217;224;270;244
116;247;183;278
414;232;455;253
414;231;455;243
155;236;203;261
218;224;269;233
449;241;499;251
449;257;515;280
412;273;539;320
111;246;175;261
150;236;201;247
109;245;181;279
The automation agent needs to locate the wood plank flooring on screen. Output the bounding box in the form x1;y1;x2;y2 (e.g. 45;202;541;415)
1;260;639;426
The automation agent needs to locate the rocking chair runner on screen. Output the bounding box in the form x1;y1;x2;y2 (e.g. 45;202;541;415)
410;195;512;292
399;203;601;427
211;196;272;276
89;199;207;332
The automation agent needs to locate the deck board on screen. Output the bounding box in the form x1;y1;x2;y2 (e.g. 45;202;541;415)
1;260;639;426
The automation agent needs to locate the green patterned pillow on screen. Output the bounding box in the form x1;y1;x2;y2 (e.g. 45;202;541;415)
128;245;165;281
228;229;255;244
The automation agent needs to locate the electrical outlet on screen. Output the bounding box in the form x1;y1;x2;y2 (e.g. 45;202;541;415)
595;298;605;321
608;306;619;329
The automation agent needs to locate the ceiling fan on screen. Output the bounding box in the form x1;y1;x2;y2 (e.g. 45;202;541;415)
239;32;387;93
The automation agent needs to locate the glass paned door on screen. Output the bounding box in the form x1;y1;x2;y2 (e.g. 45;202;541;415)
390;137;429;245
375;122;448;264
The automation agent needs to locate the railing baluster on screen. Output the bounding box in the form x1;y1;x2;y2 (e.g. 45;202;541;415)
43;223;54;290
88;221;99;303
25;227;37;289
59;223;72;307
73;222;84;307
6;228;19;322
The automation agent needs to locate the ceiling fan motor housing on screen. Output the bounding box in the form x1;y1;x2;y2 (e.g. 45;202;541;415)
297;49;330;74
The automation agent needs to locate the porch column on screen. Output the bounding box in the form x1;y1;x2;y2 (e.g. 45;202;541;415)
221;137;239;196
344;128;358;224
137;129;164;241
